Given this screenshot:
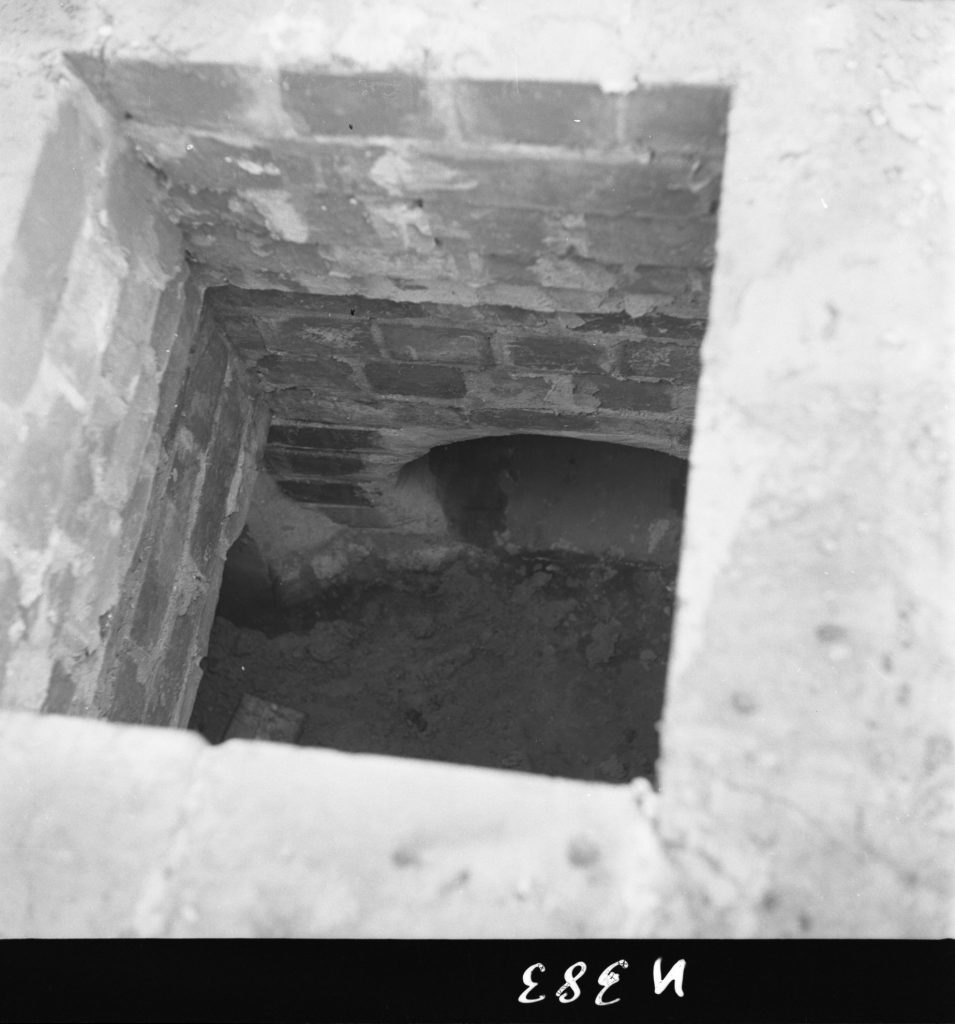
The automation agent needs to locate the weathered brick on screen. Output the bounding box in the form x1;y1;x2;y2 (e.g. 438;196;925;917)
42;660;76;715
507;336;610;373
212;309;269;355
465;369;555;405
364;361;466;399
0;100;95;405
135;134;312;193
427;202;546;259
267;424;383;451
180;329;230;449
632;312;708;342
308;506;389;529
377;322;492;366
570;312;640;334
620;340;700;382
264;448;365;477
276;480;373;506
577;376;674;412
269;316;377;357
455;80;617;148
402;151;713;217
469;408;596;432
583;213;716;266
107;652;146;724
190;388;246;576
68;55;256;132
280;72;443;139
254;353;359;394
0;557;21;682
622;85;730;153
4;399;84;549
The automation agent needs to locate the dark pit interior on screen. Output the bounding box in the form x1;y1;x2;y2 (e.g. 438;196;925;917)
189;435;687;784
122;75;731;783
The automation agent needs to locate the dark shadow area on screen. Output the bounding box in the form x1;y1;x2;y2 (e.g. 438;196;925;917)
189;436;689;786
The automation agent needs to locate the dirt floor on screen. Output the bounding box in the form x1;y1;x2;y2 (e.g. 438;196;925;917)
189;545;675;785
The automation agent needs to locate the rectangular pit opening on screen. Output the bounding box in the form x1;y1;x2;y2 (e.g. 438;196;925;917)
16;57;729;787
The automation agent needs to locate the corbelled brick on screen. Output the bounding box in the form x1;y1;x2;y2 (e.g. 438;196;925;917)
469;408;596;432
377;323;492;366
454;80;618;149
507;336;610;373
264;448;365;477
276;480;373;506
280;72;443;139
364;361;466;399
267;424;383;451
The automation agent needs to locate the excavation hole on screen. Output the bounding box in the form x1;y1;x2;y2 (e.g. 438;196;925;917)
189;435;688;786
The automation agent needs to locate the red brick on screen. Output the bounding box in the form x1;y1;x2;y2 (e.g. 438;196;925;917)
455;80;617;149
280;72;443;139
577;376;674;412
507;336;611;373
267;424;383;451
68;55;256;132
377;322;492;366
364;361;466;399
622;85;730;153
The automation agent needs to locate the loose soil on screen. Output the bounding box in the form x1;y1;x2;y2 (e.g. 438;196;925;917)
189;547;675;785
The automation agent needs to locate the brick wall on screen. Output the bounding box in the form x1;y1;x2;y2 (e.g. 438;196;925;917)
0;77;190;718
96;307;268;727
0;74;266;727
211;287;698;528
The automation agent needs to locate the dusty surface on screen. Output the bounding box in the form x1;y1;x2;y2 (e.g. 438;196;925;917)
189;546;675;784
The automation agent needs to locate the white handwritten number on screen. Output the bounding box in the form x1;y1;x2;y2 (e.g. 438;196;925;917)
653;957;686;997
595;959;629;1006
518;963;546;1004
556;961;587;1003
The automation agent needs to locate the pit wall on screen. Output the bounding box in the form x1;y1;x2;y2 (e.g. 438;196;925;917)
96;305;268;728
0;68;189;719
0;63;265;727
1;0;954;939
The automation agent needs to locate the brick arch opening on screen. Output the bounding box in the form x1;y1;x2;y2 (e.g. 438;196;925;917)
188;432;687;785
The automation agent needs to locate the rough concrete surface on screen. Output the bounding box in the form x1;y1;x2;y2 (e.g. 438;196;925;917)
0;709;666;937
0;0;953;939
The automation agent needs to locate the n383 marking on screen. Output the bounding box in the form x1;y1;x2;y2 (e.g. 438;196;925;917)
518;958;686;1006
